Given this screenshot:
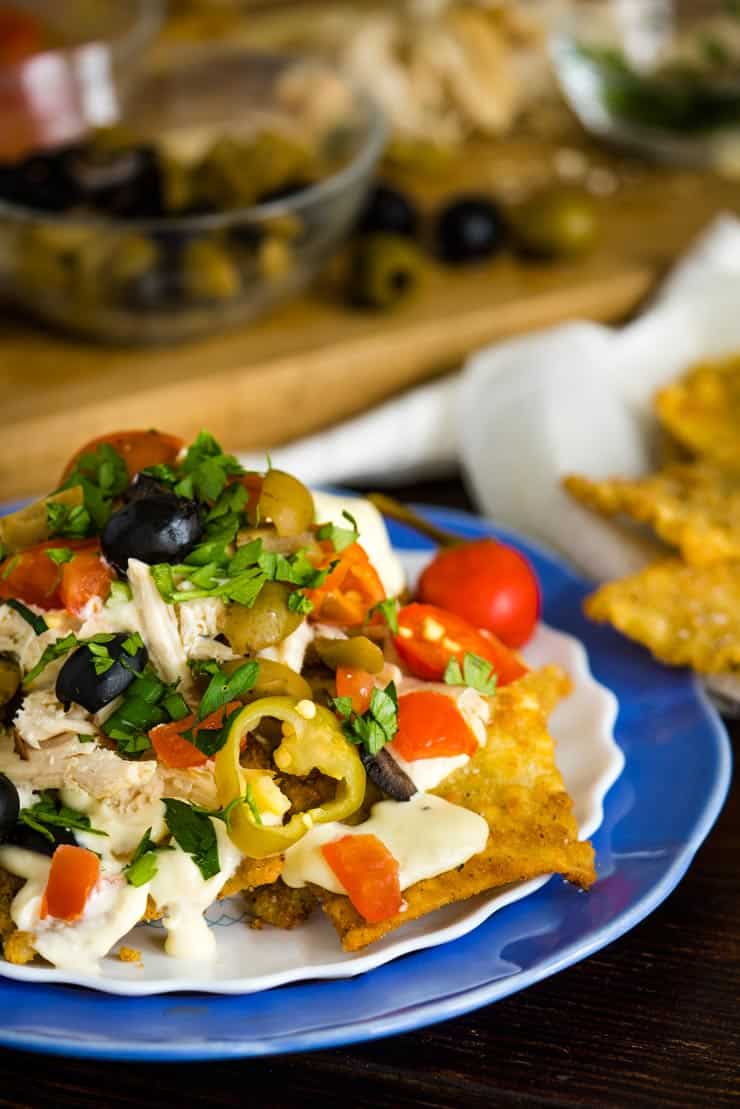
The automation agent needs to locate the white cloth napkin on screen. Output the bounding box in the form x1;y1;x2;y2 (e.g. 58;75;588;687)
239;213;740;581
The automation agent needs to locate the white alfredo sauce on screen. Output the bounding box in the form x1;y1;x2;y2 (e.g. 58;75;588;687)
282;793;488;895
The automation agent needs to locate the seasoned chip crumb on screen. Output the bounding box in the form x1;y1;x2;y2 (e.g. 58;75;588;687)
243;880;317;930
4;930;36;966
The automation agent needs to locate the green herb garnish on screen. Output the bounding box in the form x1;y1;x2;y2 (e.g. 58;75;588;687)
5;598;47;635
19;790;107;842
124;828;169;887
163;798;220;881
371;597;400;634
22;633;78;686
334;682;398;756
316;510;359;554
444;652;497;696
46;501;92;540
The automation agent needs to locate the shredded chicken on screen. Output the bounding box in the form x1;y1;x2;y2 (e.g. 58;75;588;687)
13;689;96;749
259;619;315;675
127;559;190;689
178;598;237;663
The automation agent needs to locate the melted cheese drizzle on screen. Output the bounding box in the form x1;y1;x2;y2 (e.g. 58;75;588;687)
282;793;488;895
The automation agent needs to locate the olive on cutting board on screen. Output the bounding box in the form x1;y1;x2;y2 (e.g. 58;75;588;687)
348;233;424;309
357;183;420;239
435;195;505;264
101;493;203;575
56;633;148;713
509;185;598;259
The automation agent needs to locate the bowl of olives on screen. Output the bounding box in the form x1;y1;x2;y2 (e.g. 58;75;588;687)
0;45;386;344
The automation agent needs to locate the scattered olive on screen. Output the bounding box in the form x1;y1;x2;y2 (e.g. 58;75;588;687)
123;473;170;503
436;195;505;264
509;185;598;259
0;656;21;710
315;636;385;674
5;821;77;857
0;774;20;844
357;183;419;239
182;239;241;302
5;149;82;212
361;748;417;802
348;233;423;310
221;583;303;653
259;470;315;538
56;632;148;713
101;493;203;575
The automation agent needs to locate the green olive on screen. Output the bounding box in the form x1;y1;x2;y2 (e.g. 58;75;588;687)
0;487;85;555
107;234;159;289
0;657;21;709
510;186;598;259
348;234;423;310
226;658;312;702
221;583;303;653
314;636;385;675
259;470;315;538
183;238;241;302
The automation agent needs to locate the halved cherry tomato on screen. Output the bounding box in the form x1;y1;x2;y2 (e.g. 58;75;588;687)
394;602;526;686
150;701;242;769
40;845;100;923
393;690;478;761
61;430;184;483
322;834;402;923
0;7;45;65
304;541;386;627
0;539;112;612
418;539;540;648
336;667;374;715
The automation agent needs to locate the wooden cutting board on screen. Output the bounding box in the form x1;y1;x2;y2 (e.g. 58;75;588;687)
2;133;739;501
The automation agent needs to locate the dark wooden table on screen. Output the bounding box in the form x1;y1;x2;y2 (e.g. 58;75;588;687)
0;477;737;1109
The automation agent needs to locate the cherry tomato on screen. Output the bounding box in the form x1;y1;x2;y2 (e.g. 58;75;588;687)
322;833;402;923
393;690;478;761
305;542;386;627
418;539;540;648
40;845;100;922
0;539;110;612
336;667;374;715
394;602;526;686
150;701;242;769
61;430;184;484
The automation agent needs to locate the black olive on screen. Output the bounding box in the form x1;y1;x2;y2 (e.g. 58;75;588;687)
123;472;170;503
357;183;419;239
361;748;417;802
0;774;20;844
10;149;82;212
56;632;148;713
101;493;203;575
6;822;77;857
436;195;505;264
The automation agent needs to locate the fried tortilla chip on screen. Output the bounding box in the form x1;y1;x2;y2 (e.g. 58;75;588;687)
565;463;740;565
243;880;317;930
585;558;740;672
318;669;595;951
656;354;740;468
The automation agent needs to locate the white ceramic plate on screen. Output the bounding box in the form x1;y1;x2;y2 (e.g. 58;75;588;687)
0;551;622;997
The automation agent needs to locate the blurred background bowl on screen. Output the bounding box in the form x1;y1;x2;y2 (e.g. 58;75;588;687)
551;0;740;167
0;44;386;344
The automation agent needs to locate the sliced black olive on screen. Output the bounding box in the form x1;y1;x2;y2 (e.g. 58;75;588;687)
56;632;148;713
10;149;82;212
123;472;170;503
436;195;505;264
361;748;417;802
67;144;165;219
357;183;420;239
6;822;77;857
101;493;203;575
0;774;20;844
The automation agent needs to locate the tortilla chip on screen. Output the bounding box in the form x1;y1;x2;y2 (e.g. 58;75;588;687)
243;880;317;930
219;855;283;899
565;463;740;565
318;671;595;951
585;558;740;672
656;354;740;468
515;663;573;717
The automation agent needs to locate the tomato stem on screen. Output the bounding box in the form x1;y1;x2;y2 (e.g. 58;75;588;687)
367;494;463;549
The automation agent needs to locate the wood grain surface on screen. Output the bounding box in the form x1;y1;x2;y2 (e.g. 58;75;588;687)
0;475;736;1109
3;135;740;501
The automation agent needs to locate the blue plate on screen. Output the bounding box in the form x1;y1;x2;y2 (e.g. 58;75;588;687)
0;505;730;1060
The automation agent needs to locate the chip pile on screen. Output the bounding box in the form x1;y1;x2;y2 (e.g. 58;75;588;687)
565;353;740;674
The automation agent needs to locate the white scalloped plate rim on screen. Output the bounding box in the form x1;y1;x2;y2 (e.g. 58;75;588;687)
0;551;622;997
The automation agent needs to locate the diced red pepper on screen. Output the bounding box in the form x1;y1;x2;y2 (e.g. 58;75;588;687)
305;541;386;627
0;539;111;613
40;845;100;923
322;834;402;923
150;701;242;769
61;430;184;483
335;666;375;716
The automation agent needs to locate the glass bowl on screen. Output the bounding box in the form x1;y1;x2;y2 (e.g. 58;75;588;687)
0;0;164;159
0;46;386;344
551;0;740;166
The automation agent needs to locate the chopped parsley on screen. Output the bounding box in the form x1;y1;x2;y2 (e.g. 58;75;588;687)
5;598;47;635
165;431;245;505
45;546;74;567
22;632;78;686
163;798;220;881
196;659;258;721
333;682;399;756
371;597;400;634
46;501;91;540
444;652;497;696
102;669;174;758
106;581;132;607
87;637;116;676
19;790;107;842
56;443;129;531
316;510;359;554
124;828;171;887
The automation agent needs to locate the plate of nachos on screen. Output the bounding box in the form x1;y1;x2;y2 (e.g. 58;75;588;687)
0;429;728;1059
